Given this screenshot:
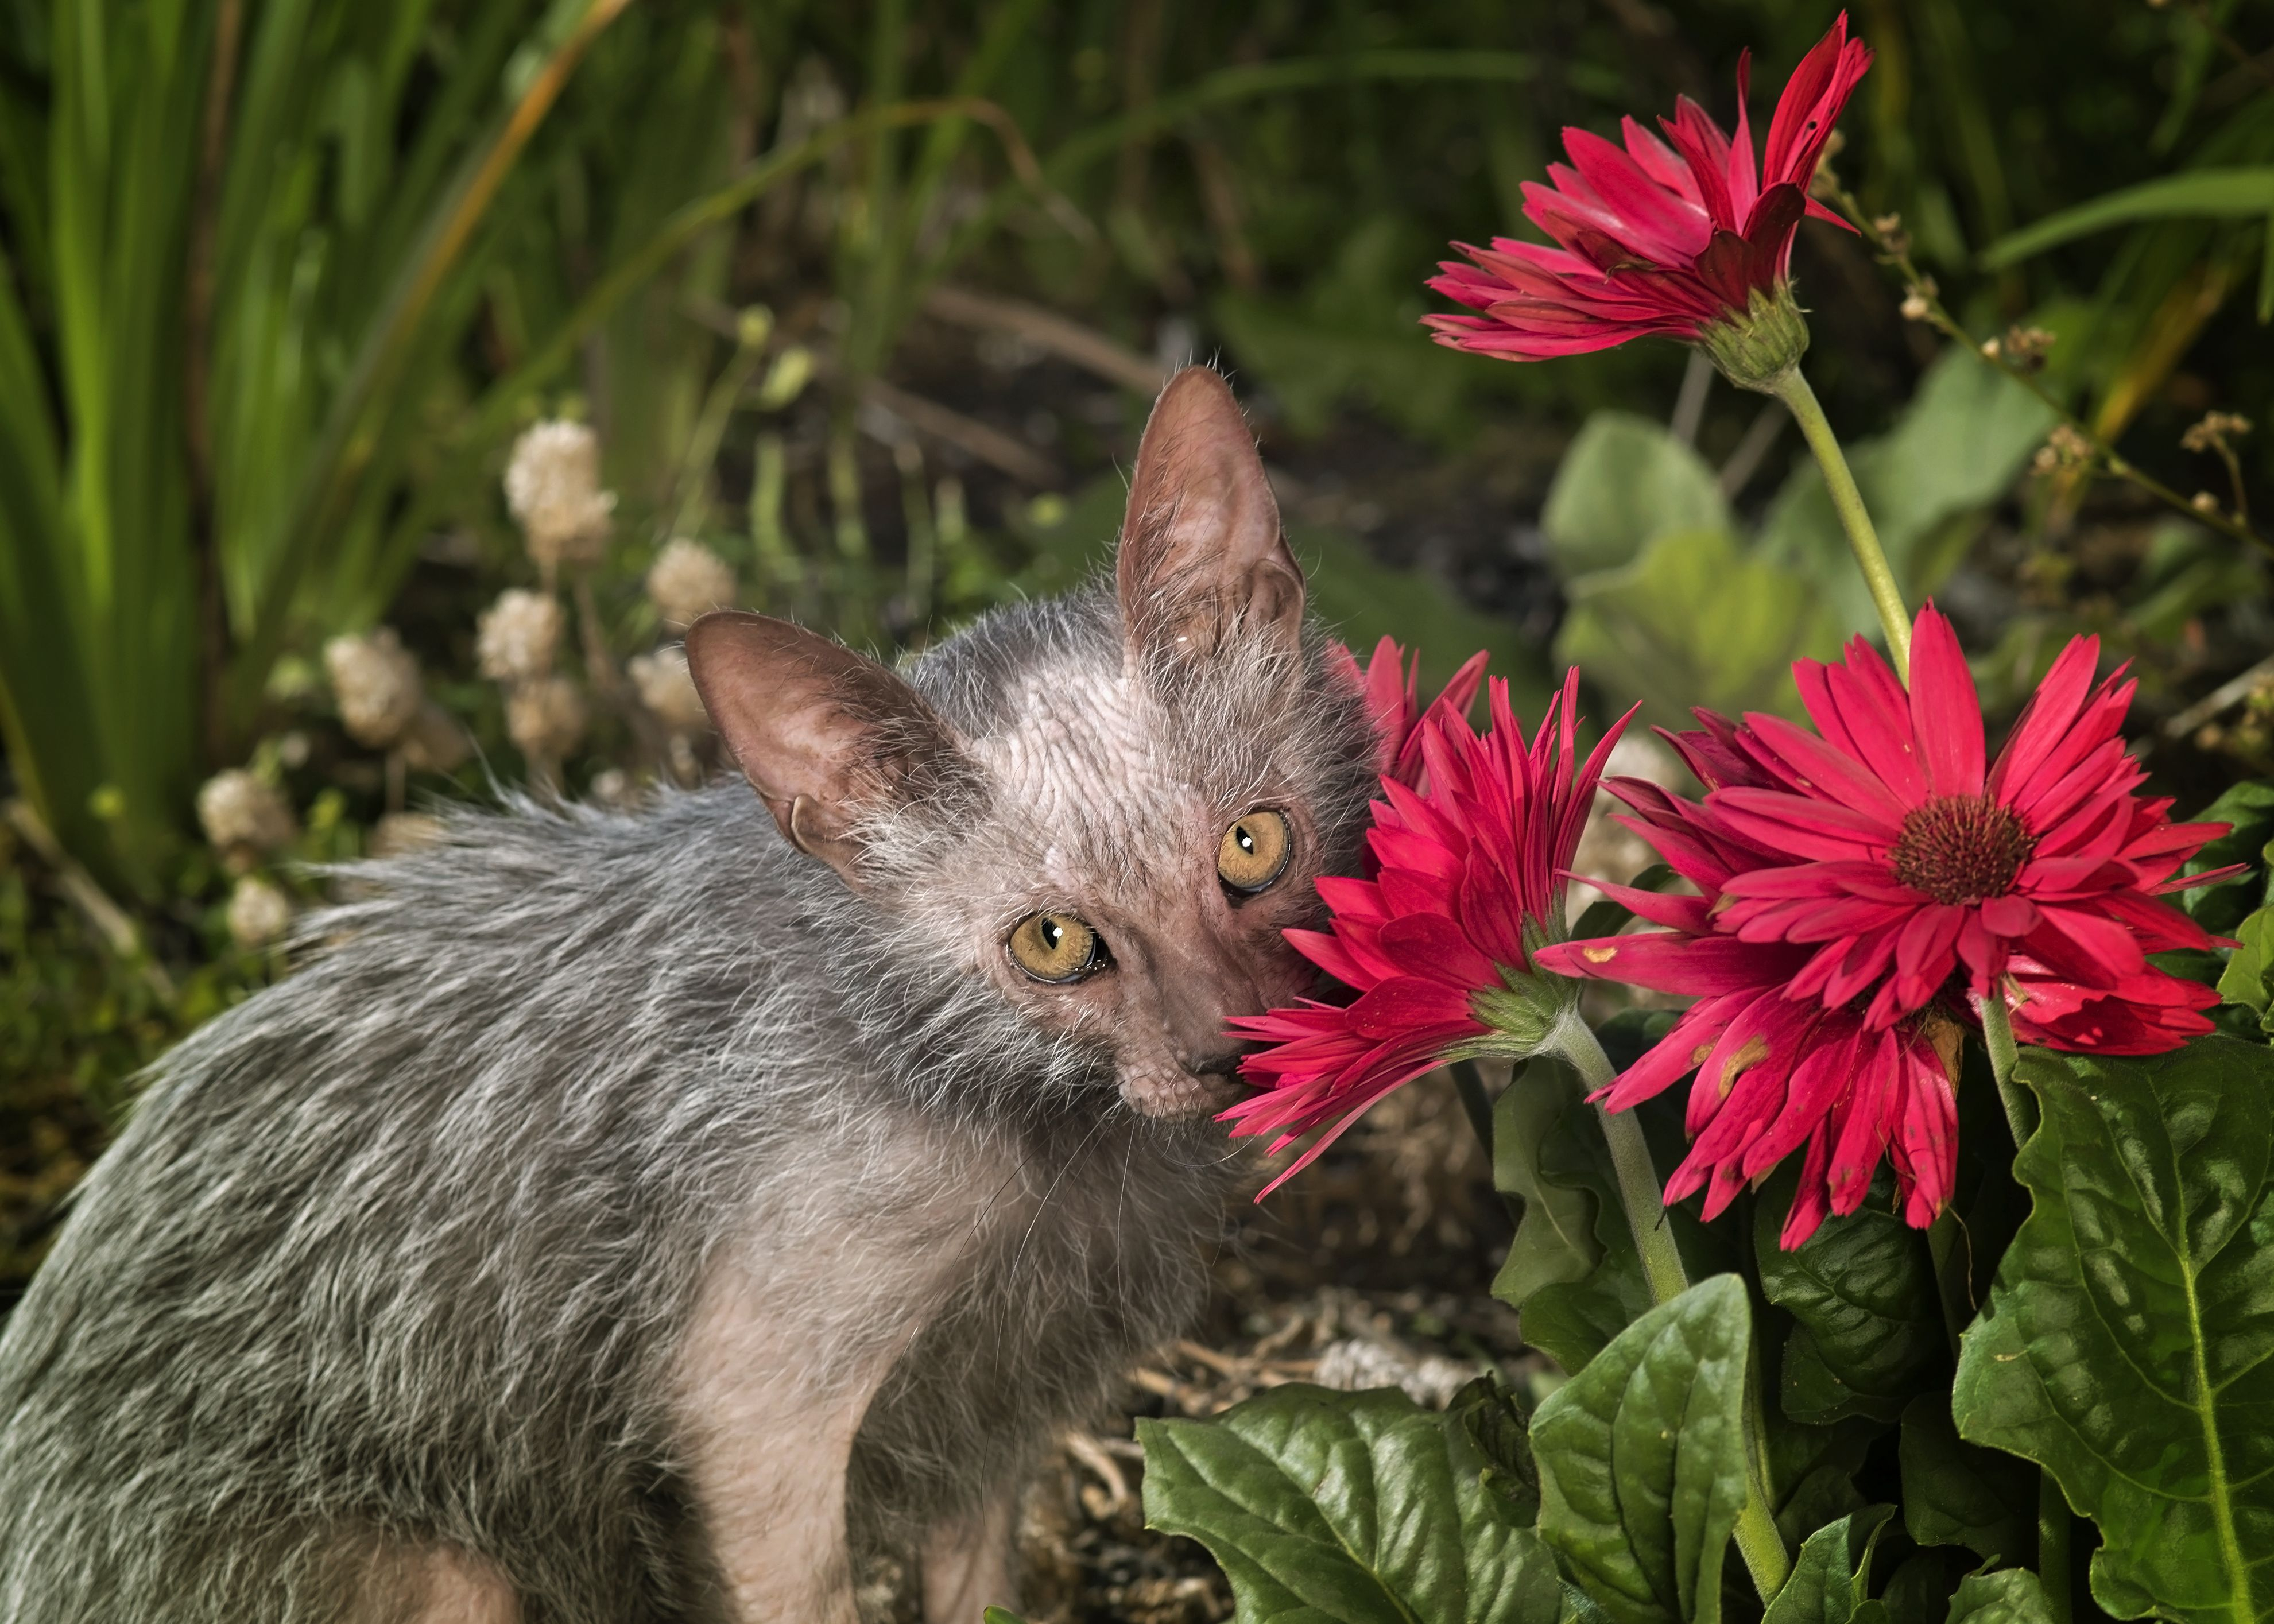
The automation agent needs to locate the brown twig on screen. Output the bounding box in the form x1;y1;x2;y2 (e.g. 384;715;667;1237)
855;375;1062;486
920;284;1168;394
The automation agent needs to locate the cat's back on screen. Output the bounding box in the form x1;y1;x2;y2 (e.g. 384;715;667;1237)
0;786;834;1622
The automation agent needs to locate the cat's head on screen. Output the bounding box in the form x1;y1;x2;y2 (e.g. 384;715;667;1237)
688;369;1380;1119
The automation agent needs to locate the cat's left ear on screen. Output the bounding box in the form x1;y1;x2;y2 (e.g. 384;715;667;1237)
1117;367;1304;670
685;611;963;888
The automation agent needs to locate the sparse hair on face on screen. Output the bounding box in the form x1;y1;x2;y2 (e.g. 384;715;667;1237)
0;370;1385;1623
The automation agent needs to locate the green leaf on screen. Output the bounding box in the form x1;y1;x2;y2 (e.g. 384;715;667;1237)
1898;1395;2031;1565
1541;412;1732;578
1982;169;2274;267
983;1610;1031;1624
2183;780;2274;935
1942;1569;2055;1624
1531;1275;1754;1624
1495;1059;1605;1309
2218;908;2274;1020
1140;1383;1563;1624
1951;1037;2274;1624
1513;1017;1737;1376
1759;351;2057;638
1755;1170;1946;1424
1450;1374;1544;1526
1555;528;1845;728
1761;1506;1895;1624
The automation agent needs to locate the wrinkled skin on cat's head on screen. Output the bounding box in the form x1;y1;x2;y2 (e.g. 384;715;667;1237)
688;368;1380;1118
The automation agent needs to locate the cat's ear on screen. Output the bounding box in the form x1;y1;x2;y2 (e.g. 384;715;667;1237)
1117;367;1304;670
685;611;960;885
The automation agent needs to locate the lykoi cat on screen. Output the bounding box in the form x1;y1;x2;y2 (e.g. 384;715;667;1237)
0;369;1383;1624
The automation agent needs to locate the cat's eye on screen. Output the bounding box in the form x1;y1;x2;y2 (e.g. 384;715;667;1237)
1217;810;1292;894
1008;912;1106;983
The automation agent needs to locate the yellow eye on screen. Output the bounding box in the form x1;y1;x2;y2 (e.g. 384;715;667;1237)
1218;809;1292;894
1008;912;1104;983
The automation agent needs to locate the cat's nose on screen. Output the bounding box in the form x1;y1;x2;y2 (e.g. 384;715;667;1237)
1181;1047;1247;1078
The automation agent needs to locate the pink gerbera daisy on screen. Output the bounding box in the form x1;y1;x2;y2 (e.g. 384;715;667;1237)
1425;14;1869;374
1535;604;2233;1245
1328;634;1490;789
1223;670;1633;1193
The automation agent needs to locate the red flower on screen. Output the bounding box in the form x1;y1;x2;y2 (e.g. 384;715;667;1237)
1535;604;2234;1246
1329;635;1490;788
1224;670;1633;1193
1424;14;1870;365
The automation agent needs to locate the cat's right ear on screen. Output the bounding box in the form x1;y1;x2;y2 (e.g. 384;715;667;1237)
685;611;961;885
1116;367;1304;673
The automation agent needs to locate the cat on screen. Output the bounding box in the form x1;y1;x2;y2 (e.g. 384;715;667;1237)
0;368;1384;1624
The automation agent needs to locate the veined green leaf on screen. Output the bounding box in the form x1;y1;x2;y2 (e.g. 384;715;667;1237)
1983;170;2274;268
1942;1570;2054;1624
1762;1506;1894;1624
1898;1396;2031;1565
1541;412;1730;579
1140;1384;1562;1624
1555;528;1845;728
1952;1038;2274;1624
1755;1171;1945;1425
1494;1059;1603;1311
1532;1275;1754;1624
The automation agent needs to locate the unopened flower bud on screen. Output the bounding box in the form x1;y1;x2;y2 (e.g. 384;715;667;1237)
370;812;447;858
504;420;615;574
324;629;423;749
2002;325;2056;371
398;701;472;774
1979;336;2002;359
645;538;738;630
196;769;296;856
629;646;712;734
227;875;293;949
506;675;588;762
2194;490;2222;514
2182;410;2254;453
2030;424;2094;478
477;588;563;683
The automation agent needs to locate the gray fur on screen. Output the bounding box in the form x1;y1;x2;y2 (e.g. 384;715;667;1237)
0;575;1379;1621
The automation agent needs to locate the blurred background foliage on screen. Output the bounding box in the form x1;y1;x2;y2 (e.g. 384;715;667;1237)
5;0;2274;1290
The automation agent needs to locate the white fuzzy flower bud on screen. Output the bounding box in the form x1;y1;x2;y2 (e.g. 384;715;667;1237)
226;875;293;949
506;675;588;762
645;538;738;630
324;629;423;749
370;812;447;858
628;646;711;734
398;701;472;774
477;589;563;683
196;769;296;854
504;420;614;572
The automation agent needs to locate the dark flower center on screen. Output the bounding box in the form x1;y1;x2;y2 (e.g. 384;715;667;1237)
1889;794;2035;905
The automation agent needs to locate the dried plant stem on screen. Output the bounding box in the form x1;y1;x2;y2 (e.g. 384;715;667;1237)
1829;184;2274;562
1552;1014;1795;1602
1771;367;1913;681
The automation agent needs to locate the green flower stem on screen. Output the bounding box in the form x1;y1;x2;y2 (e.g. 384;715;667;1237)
2041;1469;2075;1624
1549;1013;1794;1602
1769;367;1913;683
1978;990;2035;1148
1976;992;2069;1624
1553;1013;1688;1303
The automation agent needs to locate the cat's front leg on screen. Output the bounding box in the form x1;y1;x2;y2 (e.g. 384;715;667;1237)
676;1252;901;1624
920;1490;1017;1624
